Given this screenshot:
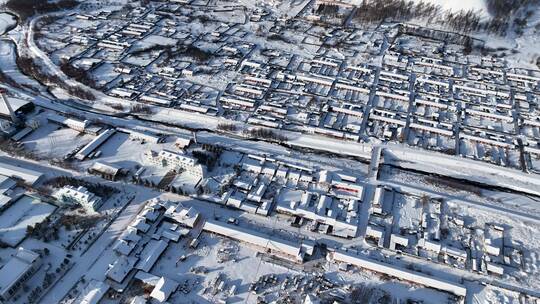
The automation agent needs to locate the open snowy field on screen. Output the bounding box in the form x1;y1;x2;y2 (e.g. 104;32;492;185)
21;121;95;159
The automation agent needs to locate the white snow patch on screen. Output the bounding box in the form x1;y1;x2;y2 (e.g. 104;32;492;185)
0;12;16;35
413;0;488;15
346;0;490;17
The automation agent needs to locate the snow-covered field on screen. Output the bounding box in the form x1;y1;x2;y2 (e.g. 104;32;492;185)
21;121;95;159
0;195;56;246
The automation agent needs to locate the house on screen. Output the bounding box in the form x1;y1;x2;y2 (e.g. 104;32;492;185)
88;161;122;181
106;255;139;283
135;239;168;272
165;205;201;228
150;276;179;302
130;217;151;233
0;248;42;301
175;136;192;149
365;225;384;247
485;261;504;276
120;128;164;144
73;280;109;304
242;156;264;173
113;227;141;256
389;234;409;251
53;186;103;211
418;237;442;253
155;222;189;242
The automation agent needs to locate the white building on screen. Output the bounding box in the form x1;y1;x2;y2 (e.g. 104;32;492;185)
53;185;103;211
75;129;116;161
275;189;360;238
0;248;42;301
165;204;201;228
47;113;89;132
203;219;310;262
146;149;205;177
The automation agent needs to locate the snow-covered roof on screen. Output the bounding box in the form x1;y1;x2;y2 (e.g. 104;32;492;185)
0;97;32;117
203;220;302;259
107;255;138;283
47;113;89;130
136;239;168;272
0;161;43;186
175;136;192;149
0;194;12;210
158;149;198;166
331;250;467;297
0;248;40;296
76;129;116;160
74;280;109;304
150;276;179;302
130;296;147;304
53;186;100;204
130;216;151;233
0;175;16;194
90;161;121;175
165;205;200;228
134;271;161;286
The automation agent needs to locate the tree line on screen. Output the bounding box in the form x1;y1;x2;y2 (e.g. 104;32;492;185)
314;0;539;36
2;0;78;20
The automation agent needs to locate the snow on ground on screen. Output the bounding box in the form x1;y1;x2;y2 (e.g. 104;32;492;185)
384;146;540;197
379;165;540;219
21;121;94;159
0;39;45;91
345;0;489;17
0;195;56;246
39;184;161;304
448;201;540;291
0;12;16;35
412;0;488;16
152;233;295;303
78;132;153;171
12;238;70;304
505;6;540;69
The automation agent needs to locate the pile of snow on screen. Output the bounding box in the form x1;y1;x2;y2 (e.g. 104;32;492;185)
0;12;16;35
